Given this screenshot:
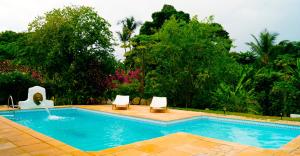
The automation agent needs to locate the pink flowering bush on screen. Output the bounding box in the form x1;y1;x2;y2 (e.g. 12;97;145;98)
104;68;142;98
0;60;43;82
113;68;141;84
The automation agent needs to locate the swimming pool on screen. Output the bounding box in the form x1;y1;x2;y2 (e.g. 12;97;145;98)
1;108;300;151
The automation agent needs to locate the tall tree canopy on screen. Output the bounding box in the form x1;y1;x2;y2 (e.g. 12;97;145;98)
0;31;26;61
128;17;239;108
117;16;141;52
21;6;116;103
1;4;300;116
124;5;235;109
139;4;190;35
247;29;278;65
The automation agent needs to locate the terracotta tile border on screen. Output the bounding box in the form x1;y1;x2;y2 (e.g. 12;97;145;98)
0;116;89;156
76;106;199;122
75;105;300;126
0;105;300;156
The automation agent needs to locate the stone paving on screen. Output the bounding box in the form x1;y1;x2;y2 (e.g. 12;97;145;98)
0;105;300;156
76;105;202;121
0;115;89;156
77;105;300;126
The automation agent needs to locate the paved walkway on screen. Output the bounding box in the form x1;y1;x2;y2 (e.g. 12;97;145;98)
0;105;300;156
77;105;202;121
0;116;89;156
77;105;300;126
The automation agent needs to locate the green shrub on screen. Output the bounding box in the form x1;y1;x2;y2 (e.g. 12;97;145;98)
112;80;141;99
0;71;39;104
212;82;260;114
212;67;261;114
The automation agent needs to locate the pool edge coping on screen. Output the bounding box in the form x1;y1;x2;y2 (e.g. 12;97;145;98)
0;115;87;155
2;105;300;127
0;105;300;155
5;106;300;129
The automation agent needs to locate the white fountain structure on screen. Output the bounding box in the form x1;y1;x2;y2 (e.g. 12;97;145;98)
18;86;54;109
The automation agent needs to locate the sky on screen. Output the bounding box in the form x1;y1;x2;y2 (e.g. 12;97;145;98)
0;0;300;60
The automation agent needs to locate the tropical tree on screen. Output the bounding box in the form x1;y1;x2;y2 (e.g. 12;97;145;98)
290;59;300;113
0;31;27;61
22;6;116;104
213;66;261;113
117;16;141;52
116;28;130;53
141;17;238;108
139;4;190;35
253;67;282;115
247;29;278;65
230;51;257;65
291;59;300;87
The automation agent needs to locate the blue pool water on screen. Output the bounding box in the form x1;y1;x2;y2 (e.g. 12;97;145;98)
1;108;300;151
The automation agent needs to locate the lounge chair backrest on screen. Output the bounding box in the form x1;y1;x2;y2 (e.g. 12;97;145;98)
114;95;129;105
150;96;167;107
28;86;47;102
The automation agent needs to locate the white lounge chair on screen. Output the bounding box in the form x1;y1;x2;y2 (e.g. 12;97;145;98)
112;95;130;110
150;96;167;112
18;86;54;109
290;114;300;118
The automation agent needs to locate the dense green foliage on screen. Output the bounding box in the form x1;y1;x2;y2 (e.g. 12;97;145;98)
117;16;141;53
0;31;26;61
26;6;116;104
140;4;190;35
122;5;300;116
1;4;300;117
247;29;278;66
126;15;239;107
0;6;117;104
143;17;238;109
0;72;39;103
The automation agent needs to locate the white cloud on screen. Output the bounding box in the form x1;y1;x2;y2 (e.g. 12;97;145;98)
0;0;299;60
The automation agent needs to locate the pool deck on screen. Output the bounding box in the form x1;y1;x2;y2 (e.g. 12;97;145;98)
0;105;300;156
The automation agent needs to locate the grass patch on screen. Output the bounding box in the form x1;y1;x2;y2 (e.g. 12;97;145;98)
172;107;300;122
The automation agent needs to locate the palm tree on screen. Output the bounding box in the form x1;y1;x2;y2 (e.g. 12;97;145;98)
287;58;300;87
247;29;278;65
117;16;141;52
116;28;130;53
